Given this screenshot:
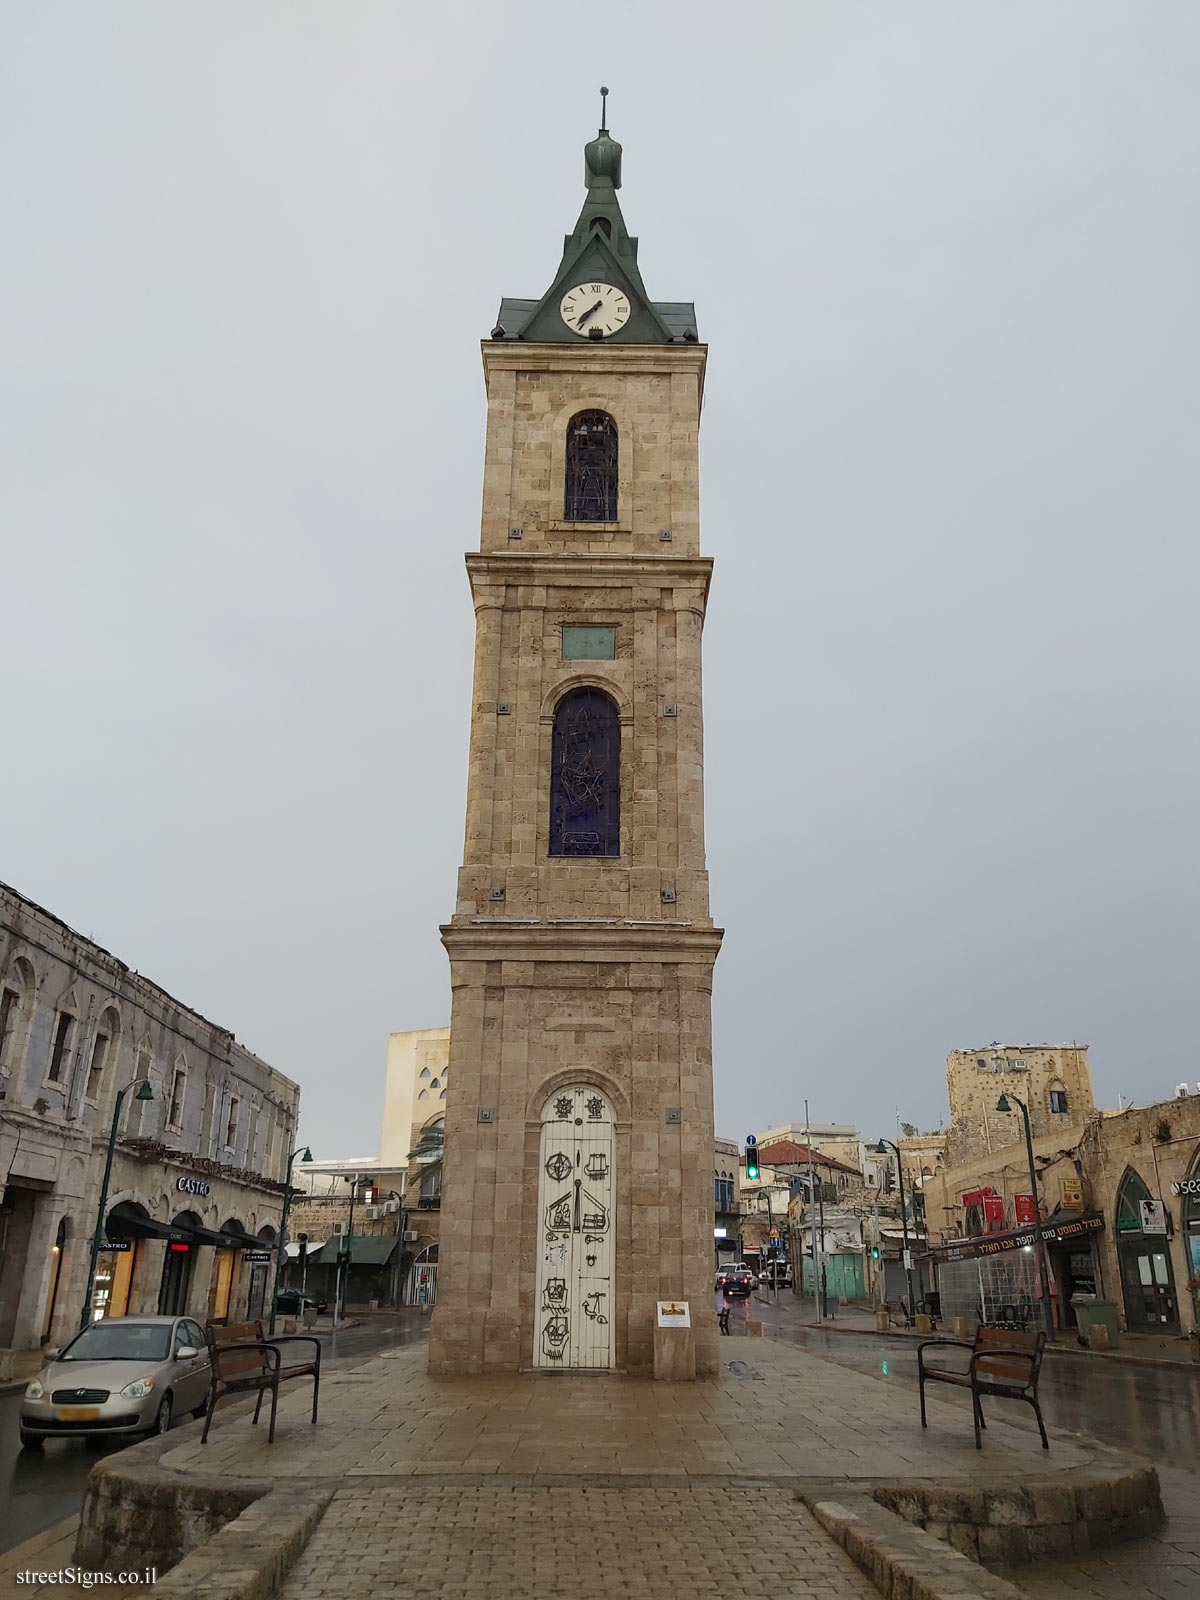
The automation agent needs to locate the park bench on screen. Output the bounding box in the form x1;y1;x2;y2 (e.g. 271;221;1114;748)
201;1318;320;1445
917;1326;1048;1450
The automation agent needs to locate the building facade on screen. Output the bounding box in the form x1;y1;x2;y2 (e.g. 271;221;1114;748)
944;1044;1095;1167
0;884;298;1369
428;114;722;1378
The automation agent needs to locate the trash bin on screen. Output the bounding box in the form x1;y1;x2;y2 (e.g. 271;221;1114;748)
1071;1295;1119;1349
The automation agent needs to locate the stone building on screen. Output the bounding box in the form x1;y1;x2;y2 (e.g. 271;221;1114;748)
943;1044;1095;1167
713;1136;741;1268
0;883;298;1371
428;111;722;1378
923;1086;1200;1338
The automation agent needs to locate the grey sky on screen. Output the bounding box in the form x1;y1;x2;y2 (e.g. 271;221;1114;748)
3;3;1197;1158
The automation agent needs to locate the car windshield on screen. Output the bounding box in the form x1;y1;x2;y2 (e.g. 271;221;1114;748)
60;1322;172;1362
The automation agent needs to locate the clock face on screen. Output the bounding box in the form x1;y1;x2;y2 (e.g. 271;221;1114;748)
560;282;631;338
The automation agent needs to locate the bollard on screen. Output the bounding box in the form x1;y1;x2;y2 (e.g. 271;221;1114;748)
953;1316;975;1340
915;1313;933;1335
875;1309;891;1333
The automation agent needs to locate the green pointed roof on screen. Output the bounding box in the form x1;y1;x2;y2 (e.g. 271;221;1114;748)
491;103;697;346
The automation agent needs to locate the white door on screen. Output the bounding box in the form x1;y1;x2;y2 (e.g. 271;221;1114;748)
534;1085;614;1370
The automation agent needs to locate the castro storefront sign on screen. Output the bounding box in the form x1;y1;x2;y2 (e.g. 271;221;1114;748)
176;1175;212;1197
928;1213;1104;1263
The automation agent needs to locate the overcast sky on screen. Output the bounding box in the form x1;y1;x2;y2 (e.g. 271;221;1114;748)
3;3;1198;1158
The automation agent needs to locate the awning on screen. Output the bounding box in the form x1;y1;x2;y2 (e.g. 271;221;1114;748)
312;1235;400;1267
285;1239;325;1260
106;1213;254;1250
924;1212;1104;1264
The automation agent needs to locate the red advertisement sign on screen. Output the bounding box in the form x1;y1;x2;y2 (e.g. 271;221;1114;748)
983;1195;1006;1228
1014;1193;1038;1225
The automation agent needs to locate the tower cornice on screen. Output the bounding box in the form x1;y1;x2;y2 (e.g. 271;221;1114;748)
482;339;707;402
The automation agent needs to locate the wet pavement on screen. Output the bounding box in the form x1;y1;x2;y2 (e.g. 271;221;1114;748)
0;1310;429;1554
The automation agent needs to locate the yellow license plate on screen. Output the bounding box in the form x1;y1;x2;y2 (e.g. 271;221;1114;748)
57;1406;100;1421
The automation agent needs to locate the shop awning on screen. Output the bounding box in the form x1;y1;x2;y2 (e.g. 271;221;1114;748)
923;1212;1104;1263
106;1213;254;1250
311;1235;400;1266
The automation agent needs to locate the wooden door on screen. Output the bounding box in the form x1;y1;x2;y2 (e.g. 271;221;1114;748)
534;1085;614;1370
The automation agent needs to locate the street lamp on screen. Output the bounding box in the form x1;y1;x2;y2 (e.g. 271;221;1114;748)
80;1077;154;1329
996;1094;1054;1334
875;1139;917;1319
269;1144;313;1335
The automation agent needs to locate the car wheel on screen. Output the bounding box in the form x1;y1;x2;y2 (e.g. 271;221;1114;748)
149;1393;173;1436
19;1429;44;1452
191;1389;212;1420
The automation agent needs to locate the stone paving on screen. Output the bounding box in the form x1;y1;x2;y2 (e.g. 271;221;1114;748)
276;1483;880;1600
159;1336;1116;1484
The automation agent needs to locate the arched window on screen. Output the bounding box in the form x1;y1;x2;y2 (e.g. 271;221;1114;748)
1183;1150;1200;1281
564;411;618;522
1116;1168;1153;1234
1047;1080;1069;1114
87;1007;121;1102
0;956;34;1074
550;688;620;857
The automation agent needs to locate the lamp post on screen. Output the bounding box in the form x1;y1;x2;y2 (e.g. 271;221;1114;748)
875;1139;916;1318
269;1144;313;1336
384;1191;406;1306
80;1077;154;1330
996;1093;1054;1334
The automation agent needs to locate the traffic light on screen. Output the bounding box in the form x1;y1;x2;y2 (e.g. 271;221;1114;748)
869;1245;880;1261
745;1144;760;1181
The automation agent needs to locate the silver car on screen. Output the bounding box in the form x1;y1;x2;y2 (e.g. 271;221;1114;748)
19;1315;212;1449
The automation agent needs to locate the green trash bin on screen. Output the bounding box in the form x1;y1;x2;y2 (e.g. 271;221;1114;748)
1071;1295;1119;1349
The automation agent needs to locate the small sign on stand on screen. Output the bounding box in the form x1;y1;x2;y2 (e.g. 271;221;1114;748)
656;1300;691;1328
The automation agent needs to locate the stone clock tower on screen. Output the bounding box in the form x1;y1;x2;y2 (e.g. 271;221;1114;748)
428;107;722;1379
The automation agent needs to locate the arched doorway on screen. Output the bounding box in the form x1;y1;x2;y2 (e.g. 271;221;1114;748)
407;1244;438;1307
1180;1150;1200;1289
533;1084;614;1370
1115;1168;1179;1332
247;1226;275;1321
159;1212;200;1316
210;1218;244;1323
99;1202;149;1321
42;1217;70;1341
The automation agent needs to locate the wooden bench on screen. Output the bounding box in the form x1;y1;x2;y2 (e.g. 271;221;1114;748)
201;1318;321;1445
917;1326;1048;1450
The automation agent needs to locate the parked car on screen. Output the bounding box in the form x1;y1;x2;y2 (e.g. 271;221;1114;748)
19;1316;212;1450
714;1264;741;1290
721;1268;756;1297
758;1261;792;1288
274;1289;328;1315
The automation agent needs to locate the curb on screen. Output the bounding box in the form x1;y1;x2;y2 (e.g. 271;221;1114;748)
778;1318;1199;1372
805;1491;1027;1600
0;1515;80;1573
138;1485;333;1600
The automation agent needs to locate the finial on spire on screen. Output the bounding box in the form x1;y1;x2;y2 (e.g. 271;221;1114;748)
599;85;608;134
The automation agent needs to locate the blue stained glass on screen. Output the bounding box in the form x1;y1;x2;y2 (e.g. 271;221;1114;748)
550;688;620;857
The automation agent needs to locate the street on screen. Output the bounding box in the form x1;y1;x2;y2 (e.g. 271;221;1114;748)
0;1311;429;1555
747;1293;1200;1472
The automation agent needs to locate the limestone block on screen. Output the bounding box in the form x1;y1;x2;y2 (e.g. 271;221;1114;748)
653;1324;695;1380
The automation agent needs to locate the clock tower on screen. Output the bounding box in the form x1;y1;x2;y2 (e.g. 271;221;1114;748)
428;104;722;1378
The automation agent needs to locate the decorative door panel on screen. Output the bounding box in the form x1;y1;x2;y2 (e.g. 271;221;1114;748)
534;1085;614;1369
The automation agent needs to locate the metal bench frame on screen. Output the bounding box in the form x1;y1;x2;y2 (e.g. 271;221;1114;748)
918;1326;1048;1450
201;1318;320;1445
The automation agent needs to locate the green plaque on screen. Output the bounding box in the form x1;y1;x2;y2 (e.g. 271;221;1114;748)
562;625;615;661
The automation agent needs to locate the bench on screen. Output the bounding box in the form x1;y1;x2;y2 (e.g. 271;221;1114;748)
917;1326;1048;1450
201;1318;321;1445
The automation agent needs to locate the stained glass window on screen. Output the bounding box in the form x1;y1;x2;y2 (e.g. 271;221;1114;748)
564;411;618;522
550;688;620;857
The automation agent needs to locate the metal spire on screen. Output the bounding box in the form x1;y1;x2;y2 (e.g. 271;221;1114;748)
599;85;608;134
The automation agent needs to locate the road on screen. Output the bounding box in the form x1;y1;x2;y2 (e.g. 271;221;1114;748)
0;1311;429;1555
749;1293;1200;1472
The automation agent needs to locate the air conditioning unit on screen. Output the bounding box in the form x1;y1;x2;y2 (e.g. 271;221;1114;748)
383;1199;401;1215
333;1221;349;1236
402;1229;418;1243
363;1206;382;1220
1175;1084;1189;1099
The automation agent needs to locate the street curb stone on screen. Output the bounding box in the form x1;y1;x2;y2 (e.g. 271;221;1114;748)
805;1492;1030;1600
138;1487;334;1600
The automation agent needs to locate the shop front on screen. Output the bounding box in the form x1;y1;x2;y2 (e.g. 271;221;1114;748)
927;1213;1104;1330
1115;1168;1179;1333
